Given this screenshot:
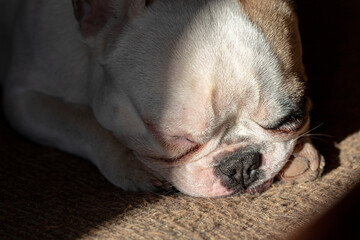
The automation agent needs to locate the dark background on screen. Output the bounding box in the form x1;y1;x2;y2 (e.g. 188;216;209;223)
1;0;360;239
293;0;360;238
294;0;360;175
295;0;360;141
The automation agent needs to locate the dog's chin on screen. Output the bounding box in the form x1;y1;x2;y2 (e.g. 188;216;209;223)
174;178;275;198
245;178;274;195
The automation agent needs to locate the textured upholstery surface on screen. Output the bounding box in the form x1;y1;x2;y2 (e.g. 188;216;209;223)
1;0;360;239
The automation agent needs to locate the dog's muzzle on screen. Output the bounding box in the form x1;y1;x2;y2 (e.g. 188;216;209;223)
215;148;263;193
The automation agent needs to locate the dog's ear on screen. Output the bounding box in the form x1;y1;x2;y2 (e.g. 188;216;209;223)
72;0;111;37
72;0;153;37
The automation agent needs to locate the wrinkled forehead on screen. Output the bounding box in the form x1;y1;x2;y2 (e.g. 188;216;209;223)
111;0;307;134
156;0;305;123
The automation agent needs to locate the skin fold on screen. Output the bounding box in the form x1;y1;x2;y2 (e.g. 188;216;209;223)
3;0;324;197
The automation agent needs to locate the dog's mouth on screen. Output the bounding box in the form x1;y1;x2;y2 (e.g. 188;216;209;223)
245;178;274;194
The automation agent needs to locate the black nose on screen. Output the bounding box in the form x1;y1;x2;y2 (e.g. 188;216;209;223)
217;149;261;189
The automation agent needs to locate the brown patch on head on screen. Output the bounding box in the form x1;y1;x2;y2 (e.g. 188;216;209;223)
238;0;307;100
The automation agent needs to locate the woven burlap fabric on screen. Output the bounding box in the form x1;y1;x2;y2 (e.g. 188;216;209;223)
1;113;360;240
1;0;360;239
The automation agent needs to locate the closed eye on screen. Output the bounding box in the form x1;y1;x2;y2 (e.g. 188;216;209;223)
265;110;308;132
265;95;310;131
154;136;201;162
268;115;304;130
171;136;196;143
170;144;201;161
169;136;199;154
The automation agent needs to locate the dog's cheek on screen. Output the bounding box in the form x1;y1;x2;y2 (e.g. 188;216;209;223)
162;161;234;197
259;141;296;178
172;169;233;197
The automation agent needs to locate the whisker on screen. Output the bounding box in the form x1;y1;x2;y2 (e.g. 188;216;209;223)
305;133;333;138
294;122;325;141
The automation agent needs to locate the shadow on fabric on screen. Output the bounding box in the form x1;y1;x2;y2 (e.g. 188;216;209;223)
1;0;359;239
294;0;360;175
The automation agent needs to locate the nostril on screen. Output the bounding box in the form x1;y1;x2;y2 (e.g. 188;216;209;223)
248;161;259;175
245;163;259;183
247;168;256;177
214;148;264;195
217;159;245;187
217;149;262;188
219;160;240;177
243;151;261;168
228;168;237;177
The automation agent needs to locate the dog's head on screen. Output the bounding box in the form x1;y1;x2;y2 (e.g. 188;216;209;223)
74;0;310;197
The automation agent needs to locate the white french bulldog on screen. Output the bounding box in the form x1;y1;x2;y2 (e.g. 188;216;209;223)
3;0;324;197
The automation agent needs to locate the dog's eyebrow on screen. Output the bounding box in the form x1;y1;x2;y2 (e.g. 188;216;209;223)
269;110;306;130
267;96;309;130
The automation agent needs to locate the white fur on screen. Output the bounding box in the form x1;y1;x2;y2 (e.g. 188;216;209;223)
3;0;320;197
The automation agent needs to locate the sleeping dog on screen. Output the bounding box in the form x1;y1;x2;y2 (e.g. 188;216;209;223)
3;0;324;197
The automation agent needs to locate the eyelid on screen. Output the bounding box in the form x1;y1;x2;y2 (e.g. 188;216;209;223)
270;97;311;130
168;136;199;153
170;136;196;144
266;107;307;130
267;115;308;132
268;118;301;130
174;144;201;160
157;136;201;162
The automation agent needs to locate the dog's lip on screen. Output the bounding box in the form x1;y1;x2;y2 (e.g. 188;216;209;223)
245;178;274;194
227;178;273;197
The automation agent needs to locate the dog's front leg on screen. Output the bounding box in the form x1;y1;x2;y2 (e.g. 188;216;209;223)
278;137;325;183
4;91;165;192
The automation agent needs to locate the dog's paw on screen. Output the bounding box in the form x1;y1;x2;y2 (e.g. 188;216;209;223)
278;138;325;183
